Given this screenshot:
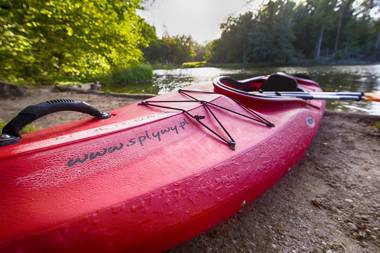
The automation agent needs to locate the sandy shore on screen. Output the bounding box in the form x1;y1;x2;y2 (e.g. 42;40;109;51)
1;88;379;252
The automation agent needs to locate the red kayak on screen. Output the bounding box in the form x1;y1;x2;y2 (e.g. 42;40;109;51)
0;73;325;252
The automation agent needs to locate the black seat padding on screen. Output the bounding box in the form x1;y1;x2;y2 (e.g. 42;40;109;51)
261;72;300;91
220;76;253;91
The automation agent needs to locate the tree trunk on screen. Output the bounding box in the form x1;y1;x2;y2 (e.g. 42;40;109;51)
333;11;343;55
333;0;354;55
242;45;248;64
315;26;325;60
375;25;380;52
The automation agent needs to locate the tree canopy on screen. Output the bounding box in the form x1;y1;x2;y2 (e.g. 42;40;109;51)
143;34;204;65
0;0;153;83
207;0;380;64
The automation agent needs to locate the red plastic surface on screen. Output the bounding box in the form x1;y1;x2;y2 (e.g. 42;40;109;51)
0;81;325;253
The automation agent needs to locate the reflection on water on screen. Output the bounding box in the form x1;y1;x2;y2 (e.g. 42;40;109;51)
152;64;380;115
153;68;242;94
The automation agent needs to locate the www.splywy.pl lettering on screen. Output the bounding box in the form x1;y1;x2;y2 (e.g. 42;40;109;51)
67;118;189;168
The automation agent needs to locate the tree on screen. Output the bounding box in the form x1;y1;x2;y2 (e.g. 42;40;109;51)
0;0;152;83
143;34;203;65
333;0;355;55
207;0;380;63
250;0;297;63
210;0;297;64
299;0;337;59
367;0;380;53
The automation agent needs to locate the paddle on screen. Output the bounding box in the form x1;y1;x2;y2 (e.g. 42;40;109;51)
255;91;380;102
363;93;380;102
214;75;380;102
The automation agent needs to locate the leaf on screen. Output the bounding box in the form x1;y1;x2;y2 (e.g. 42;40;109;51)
66;26;73;36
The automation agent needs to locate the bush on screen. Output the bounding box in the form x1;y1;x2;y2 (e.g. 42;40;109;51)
181;61;207;68
104;64;153;86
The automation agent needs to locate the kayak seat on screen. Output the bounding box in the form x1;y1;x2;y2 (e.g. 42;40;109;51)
220;76;262;91
261;72;302;92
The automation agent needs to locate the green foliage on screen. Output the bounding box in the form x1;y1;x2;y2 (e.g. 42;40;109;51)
374;121;380;129
250;1;297;63
143;34;205;65
0;0;153;84
208;0;380;64
212;13;253;63
101;64;153;86
204;40;218;62
181;61;207;68
209;1;298;64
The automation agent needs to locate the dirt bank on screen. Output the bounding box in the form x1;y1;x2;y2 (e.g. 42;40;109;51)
0;88;379;252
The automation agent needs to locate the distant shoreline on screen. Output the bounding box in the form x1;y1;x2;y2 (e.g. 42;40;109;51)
153;59;380;70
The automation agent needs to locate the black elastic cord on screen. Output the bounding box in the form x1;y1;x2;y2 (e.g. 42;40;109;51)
179;89;274;127
139;89;273;150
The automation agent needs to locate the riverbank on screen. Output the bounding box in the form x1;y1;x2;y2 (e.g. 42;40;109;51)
0;89;378;252
204;58;380;70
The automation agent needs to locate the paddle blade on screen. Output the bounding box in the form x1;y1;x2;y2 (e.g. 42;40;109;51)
364;93;380;102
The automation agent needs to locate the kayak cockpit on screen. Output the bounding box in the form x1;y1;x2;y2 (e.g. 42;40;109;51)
217;72;307;93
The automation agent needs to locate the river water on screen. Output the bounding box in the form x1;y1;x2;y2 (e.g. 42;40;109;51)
138;64;380;115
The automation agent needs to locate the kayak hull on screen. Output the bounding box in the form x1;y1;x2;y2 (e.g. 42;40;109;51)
0;81;325;252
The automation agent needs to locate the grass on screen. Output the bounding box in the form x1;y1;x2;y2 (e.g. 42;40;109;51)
103;64;153;86
181;61;207;68
98;64;156;93
54;64;156;94
55;80;84;87
0;118;39;134
55;64;154;87
374;121;380;129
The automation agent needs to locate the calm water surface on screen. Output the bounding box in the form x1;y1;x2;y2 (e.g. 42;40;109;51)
136;65;380;115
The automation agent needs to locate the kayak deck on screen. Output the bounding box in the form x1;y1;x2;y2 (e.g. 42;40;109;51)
0;84;325;252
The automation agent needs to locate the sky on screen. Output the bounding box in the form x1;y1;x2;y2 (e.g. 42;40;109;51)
138;0;263;44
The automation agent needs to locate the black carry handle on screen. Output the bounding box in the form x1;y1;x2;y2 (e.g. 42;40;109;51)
0;99;110;146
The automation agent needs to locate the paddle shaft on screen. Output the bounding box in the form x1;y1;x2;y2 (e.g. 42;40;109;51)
257;91;364;101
